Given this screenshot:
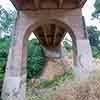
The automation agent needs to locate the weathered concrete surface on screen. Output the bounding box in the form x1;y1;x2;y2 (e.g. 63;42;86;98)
10;0;87;10
43;46;66;58
2;7;93;100
74;39;93;80
2;76;26;100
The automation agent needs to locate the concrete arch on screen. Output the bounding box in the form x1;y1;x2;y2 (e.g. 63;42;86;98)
24;19;76;41
2;11;92;100
23;19;77;65
22;18;92;81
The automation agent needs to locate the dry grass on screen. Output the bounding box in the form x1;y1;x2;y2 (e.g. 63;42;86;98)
27;57;100;100
27;69;100;100
51;80;100;100
27;80;100;100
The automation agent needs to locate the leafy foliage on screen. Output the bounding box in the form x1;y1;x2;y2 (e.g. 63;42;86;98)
27;39;45;79
87;26;100;58
0;7;43;78
0;5;42;76
87;26;100;47
0;5;16;37
92;47;100;59
35;69;74;89
63;39;72;51
0;36;45;80
0;36;11;80
92;0;100;20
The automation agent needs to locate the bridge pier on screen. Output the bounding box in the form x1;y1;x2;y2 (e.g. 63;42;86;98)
75;39;93;80
2;6;93;100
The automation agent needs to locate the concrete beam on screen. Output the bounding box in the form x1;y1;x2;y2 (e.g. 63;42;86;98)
58;0;63;8
79;0;87;7
10;0;87;10
34;0;40;9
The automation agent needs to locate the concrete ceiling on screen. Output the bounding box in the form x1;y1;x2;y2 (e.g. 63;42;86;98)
10;0;87;10
33;24;66;49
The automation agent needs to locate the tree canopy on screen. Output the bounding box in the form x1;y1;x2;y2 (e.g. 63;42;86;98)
0;36;45;80
0;5;46;80
87;26;100;58
87;26;100;47
0;5;16;37
27;39;45;79
92;0;100;20
0;35;11;79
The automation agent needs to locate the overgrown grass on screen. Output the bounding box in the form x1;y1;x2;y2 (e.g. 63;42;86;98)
26;68;74;100
27;80;100;100
35;69;74;89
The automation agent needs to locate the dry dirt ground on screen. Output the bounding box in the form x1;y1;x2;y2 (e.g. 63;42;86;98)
27;80;100;100
27;57;100;100
49;80;100;100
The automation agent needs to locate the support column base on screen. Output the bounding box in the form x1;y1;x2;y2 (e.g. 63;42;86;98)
75;39;93;80
2;76;26;100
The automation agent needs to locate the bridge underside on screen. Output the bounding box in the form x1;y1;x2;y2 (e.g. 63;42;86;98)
34;23;66;49
11;0;87;10
1;0;93;100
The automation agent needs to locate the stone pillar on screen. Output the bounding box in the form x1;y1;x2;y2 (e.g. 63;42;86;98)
74;16;93;80
63;15;93;80
41;45;67;80
74;39;93;80
43;45;66;59
2;15;27;100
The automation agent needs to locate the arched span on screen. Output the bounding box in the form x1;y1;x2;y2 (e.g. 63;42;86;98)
23;19;77;65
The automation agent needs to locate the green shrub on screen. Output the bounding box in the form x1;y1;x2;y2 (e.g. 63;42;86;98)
63;40;72;51
26;68;74;100
35;68;74;89
0;36;11;80
92;47;100;58
0;36;46;80
27;39;45;79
